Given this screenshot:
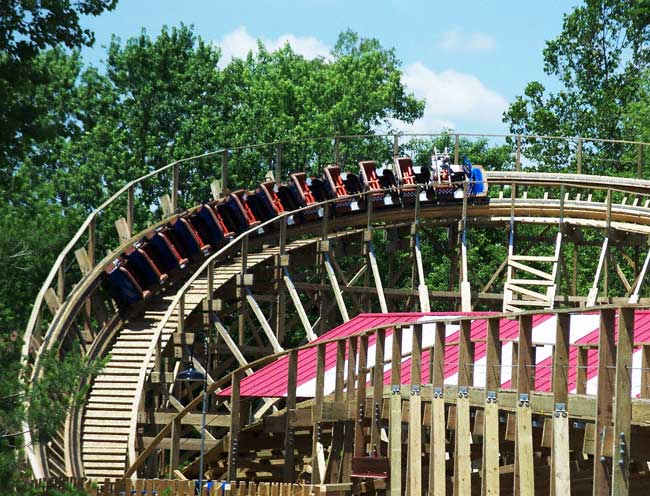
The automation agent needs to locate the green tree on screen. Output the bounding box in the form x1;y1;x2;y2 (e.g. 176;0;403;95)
504;0;650;173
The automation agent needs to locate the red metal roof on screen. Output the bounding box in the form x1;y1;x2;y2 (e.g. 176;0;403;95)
218;311;650;398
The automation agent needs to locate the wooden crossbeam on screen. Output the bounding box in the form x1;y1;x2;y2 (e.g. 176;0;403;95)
282;269;317;341
323;253;350;322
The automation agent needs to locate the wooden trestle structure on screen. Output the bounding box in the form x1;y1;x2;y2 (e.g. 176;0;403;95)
21;133;650;494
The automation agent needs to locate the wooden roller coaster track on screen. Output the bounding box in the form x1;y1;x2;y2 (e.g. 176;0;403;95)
22;133;650;494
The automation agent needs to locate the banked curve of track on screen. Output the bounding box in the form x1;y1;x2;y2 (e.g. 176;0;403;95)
27;170;650;480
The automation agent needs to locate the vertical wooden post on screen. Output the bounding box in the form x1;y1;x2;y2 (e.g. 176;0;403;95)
641;345;650;399
127;184;135;235
227;371;241;482
408;324;423;496
176;293;185;334
221;150;228;194
371;329;386;455
354;335;369;457
612;308;634;495
454;133;460;165
312;343;326;484
455;320;472;495
239;235;248;346
482;318;501;496
552;314;571;495
389;327;403;496
515;315;534;496
325;339;346;482
341;336;357;482
171;163;179;212
429;321;446;496
638;143;644;179
169;418;181;478
284;350;298;483
577;346;588;395
593;309;616;496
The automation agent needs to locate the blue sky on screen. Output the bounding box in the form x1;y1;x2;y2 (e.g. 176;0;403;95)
81;0;579;134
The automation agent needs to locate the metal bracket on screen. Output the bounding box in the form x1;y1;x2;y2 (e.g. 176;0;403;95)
518;393;530;407
411;384;421;396
486;390;497;403
458;386;469;399
554;402;568;418
433;387;443;399
391;385;400;395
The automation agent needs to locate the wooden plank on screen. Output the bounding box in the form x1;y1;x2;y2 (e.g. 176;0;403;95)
516;401;535;496
371;329;386;455
354;335;369;458
593;309;615;496
367;243;388;313
283;269;317;341
483;397;499;496
325;340;346;482
514;315;533;495
430;396;446;496
408;324;422;496
284;350;298;483
227;371;241;482
246;289;283;353
312;343;326;484
323;253;350;322
455;320;472;495
587;237;609;306
483;317;500;496
414;233;431;312
612;308;634;495
389;327;402;496
455;392;471;495
552;313;570;496
552;410;571;496
341;336;357;483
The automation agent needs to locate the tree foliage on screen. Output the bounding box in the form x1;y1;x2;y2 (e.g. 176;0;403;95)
504;0;650;172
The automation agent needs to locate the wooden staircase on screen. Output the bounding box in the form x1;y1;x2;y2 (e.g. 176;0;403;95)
503;231;562;313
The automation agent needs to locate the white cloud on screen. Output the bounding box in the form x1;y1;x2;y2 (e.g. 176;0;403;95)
399;62;508;133
438;29;496;54
215;26;331;68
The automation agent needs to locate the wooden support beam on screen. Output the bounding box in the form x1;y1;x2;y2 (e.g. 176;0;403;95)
552;314;571;496
159;194;173;218
169;418;181;478
408;324;423;496
414;233;431;312
483;318;501;496
325;340;346;483
323;253;350;322
642;345;650;399
245;288;283;353
354;335;369;458
283;268;317;341
429;321;446;496
227;371;241;482
629;242;650;304
612;308;634;495
593;309;616;496
367;242;388;313
312;343;326;484
455;320;472;495
371;329;386;455
389;327;402;496
214;318;253;376
515;315;534;496
341;337;357;483
283;350;297;483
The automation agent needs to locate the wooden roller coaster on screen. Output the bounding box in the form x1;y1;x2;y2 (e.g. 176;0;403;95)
22;133;650;494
